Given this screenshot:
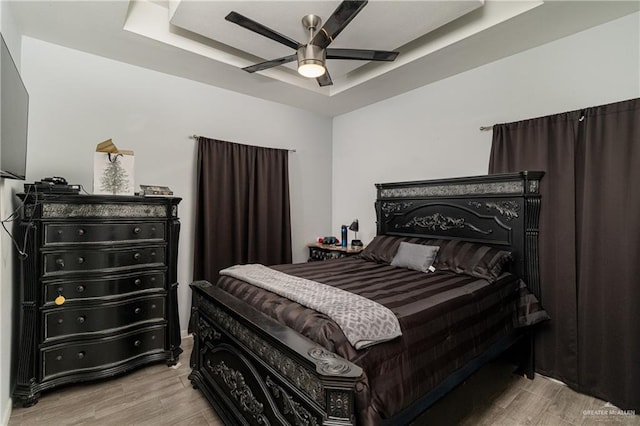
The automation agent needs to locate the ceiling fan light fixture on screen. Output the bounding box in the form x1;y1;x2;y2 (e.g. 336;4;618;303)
298;62;325;78
297;45;326;78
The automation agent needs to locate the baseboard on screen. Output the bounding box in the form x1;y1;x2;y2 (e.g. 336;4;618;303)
538;373;567;387
1;397;12;426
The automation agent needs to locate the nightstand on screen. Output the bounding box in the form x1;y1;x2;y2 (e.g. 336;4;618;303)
307;243;364;261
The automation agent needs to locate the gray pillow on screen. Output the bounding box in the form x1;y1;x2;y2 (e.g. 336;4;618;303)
391;242;440;273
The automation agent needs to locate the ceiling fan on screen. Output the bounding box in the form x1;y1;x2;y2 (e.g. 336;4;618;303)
225;0;399;87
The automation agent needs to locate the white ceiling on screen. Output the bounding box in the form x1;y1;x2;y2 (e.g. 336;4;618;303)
9;1;640;117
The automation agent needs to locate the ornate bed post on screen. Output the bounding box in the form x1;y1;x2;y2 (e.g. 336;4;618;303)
522;172;543;301
519;172;544;379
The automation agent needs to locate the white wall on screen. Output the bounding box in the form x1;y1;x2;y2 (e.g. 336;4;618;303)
0;2;24;423
20;37;333;338
332;12;640;242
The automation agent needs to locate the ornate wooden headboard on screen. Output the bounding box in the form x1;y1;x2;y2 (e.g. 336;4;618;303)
375;171;544;298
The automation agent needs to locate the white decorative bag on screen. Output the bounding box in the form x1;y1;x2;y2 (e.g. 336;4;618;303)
93;139;135;195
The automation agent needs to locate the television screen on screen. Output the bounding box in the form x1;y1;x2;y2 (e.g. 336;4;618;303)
1;33;29;180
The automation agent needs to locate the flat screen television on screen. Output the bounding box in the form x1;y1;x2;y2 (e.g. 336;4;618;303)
0;33;29;180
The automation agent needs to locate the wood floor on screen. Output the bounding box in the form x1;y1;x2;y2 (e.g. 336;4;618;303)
9;337;221;426
9;337;639;426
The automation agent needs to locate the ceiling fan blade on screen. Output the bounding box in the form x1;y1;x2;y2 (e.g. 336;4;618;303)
310;1;368;49
326;48;399;61
226;12;301;50
242;54;297;73
316;70;333;87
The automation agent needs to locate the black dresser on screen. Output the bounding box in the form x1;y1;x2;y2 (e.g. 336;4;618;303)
12;193;182;406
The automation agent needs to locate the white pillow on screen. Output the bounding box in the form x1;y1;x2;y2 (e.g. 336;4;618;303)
391;242;440;273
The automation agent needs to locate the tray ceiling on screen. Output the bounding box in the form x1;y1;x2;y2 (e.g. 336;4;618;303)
167;1;483;80
9;1;640;116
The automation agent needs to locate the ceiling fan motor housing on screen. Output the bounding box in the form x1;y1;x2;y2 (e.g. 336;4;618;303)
297;44;326;68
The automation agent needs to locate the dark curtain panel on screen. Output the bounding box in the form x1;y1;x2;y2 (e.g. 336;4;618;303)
489;98;640;410
193;138;292;284
574;99;640;409
489;112;582;389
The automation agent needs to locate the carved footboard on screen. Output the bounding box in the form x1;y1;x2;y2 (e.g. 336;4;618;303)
189;281;363;426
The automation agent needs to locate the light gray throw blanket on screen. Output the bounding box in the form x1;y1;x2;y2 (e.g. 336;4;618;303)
220;264;402;349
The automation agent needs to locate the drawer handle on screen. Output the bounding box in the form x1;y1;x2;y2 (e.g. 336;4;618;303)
134;278;142;286
56;258;65;269
57;318;64;324
77;316;86;324
77;228;85;236
56;355;63;361
77;351;85;360
76;285;85;293
55;295;66;306
134;308;142;314
133;253;141;261
133;227;141;234
77;257;84;264
134;340;141;347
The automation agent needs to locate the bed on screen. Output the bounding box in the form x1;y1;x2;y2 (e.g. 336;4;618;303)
188;171;546;425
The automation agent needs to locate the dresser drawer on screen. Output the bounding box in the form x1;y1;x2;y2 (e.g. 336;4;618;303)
42;326;165;380
43;246;165;275
44;296;165;341
44;271;166;305
44;222;165;245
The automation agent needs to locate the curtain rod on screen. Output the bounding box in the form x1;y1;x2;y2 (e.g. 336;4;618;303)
479;125;493;131
189;134;296;152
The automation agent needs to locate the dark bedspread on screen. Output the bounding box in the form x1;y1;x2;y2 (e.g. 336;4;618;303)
216;257;521;424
